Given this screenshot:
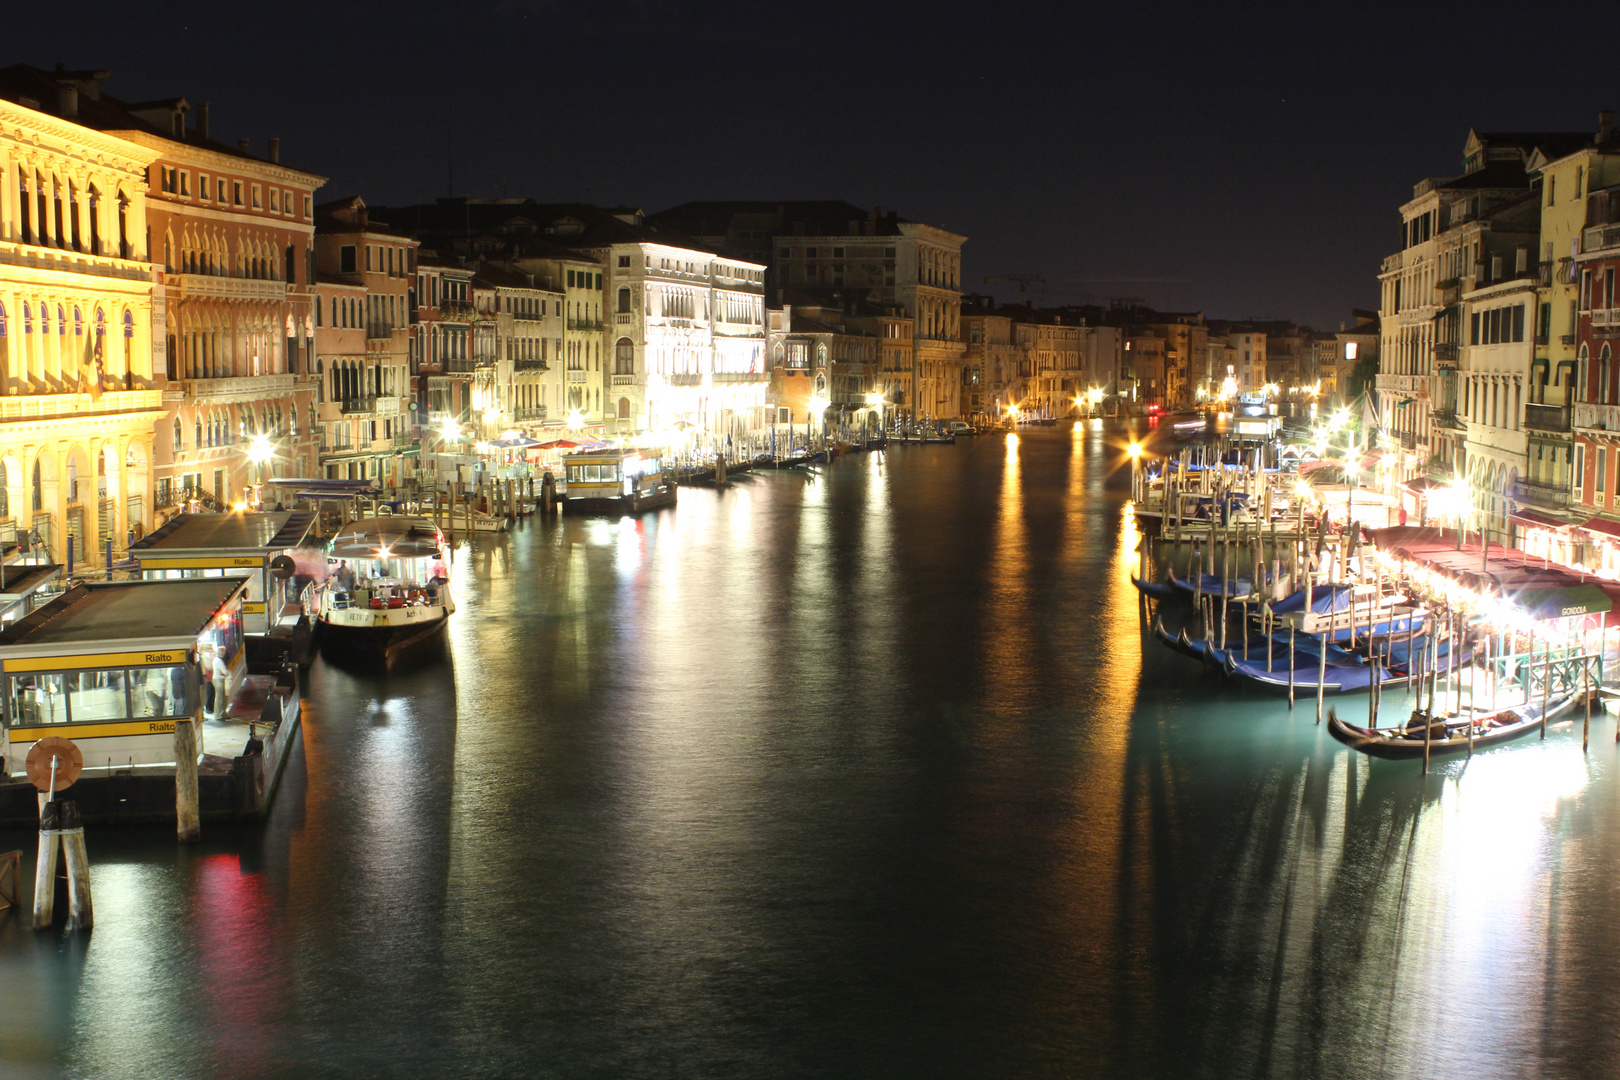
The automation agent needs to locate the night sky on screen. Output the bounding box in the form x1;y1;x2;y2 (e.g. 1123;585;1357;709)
31;1;1620;328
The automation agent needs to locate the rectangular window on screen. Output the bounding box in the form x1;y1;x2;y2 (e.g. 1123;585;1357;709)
217;178;228;202
304;196;312;219
1577;443;1587;493
233;181;243;206
365;246;373;272
1599;448;1607;495
269;189;280;213
10;672;67;726
618;255;630;268
199;173;210;200
340;245;357;274
1582;270;1593;311
251;184;262;209
179;171;190;197
1513;304;1525;342
567;270;575;287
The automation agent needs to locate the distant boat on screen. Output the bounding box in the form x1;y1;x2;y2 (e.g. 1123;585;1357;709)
1131;573;1178;601
1167;569;1253;599
1327;692;1581;760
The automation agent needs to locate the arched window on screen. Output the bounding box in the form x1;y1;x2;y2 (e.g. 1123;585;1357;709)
614;337;634;375
31;459;41;512
195;418;203;448
173;418;183;453
56;305;65;336
20;303;29;334
1605;344;1615;405
618;397;631;420
123;311;134;338
0;301;7;338
73;307;82;336
1580;343;1591;399
617;287;630;314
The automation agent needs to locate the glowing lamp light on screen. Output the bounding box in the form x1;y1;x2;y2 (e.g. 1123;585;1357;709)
1087;386;1105;406
440;420;461;442
864;391;884;408
1126;441;1143;460
807;395;831;420
247;433;275;465
377;545;392;560
230;501;248;512
566;409;586;430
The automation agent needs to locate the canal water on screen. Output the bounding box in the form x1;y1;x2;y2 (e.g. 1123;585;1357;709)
4;422;1620;1079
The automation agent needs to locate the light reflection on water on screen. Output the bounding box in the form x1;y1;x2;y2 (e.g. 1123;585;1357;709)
3;425;1620;1078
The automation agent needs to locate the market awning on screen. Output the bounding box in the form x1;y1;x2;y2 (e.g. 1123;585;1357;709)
1509;508;1583;531
1516;584;1614;620
1399;476;1448;495
1581;517;1620;541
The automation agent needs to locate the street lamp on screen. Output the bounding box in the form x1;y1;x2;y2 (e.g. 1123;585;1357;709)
566;408;585;432
864;390;884;440
807;394;830;450
247;433;275;507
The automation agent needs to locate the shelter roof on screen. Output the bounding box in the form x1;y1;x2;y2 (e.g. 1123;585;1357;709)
0;579;246;648
130;511;316;554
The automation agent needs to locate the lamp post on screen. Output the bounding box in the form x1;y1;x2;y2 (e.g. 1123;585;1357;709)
864;390;884;444
808;394;830;454
247;434;275;508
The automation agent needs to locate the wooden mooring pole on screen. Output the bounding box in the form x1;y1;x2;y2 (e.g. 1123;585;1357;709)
175;718;200;843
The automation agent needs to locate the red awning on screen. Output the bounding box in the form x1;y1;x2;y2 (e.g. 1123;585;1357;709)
1509;508;1583;531
1582;517;1620;541
1399;476;1448;495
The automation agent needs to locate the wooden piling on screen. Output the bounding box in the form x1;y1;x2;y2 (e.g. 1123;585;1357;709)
174;718;200;843
1316;631;1327;724
31;800;58;929
1288;625;1295;709
59;800;90;931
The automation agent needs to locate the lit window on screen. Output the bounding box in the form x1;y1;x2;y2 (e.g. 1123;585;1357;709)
1345;342;1358;360
199;174;210;200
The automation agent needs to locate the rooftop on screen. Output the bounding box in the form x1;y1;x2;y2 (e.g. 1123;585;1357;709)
0;579;246;648
129;511;317;554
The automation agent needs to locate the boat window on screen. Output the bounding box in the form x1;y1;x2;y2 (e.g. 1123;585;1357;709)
67;670;129;722
9;672;68;726
129;666;190;718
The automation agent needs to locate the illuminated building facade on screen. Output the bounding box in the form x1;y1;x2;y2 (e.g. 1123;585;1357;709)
645;202;968;421
312;197;417;485
1459;278;1537;538
0;73;163;560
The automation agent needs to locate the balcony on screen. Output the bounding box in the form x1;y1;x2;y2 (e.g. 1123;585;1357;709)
391;433;418;450
187;373;295;401
1432;409;1463;431
1585;223;1620;253
375;395;402;416
443;358;474;374
712;371;767;383
1433;342;1458;365
1563;334;1579;346
1524;402;1571;432
1511;477;1571;510
340;396;376;414
1574;401;1620;431
513;359;548;372
611;374;636;385
614;314;632;324
566;318;603;331
1433;279;1460;306
567;369;588;383
0;388;164;421
668;373;702;386
171;273;287;303
516;407;547;421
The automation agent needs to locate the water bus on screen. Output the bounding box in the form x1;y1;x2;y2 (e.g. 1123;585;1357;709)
315;517;453;656
561;449;676;515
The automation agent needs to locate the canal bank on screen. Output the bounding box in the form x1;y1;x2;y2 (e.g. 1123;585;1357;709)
7;423;1620;1079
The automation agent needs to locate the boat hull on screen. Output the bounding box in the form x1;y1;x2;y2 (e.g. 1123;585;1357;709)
1327;693;1582;760
317;604;451;656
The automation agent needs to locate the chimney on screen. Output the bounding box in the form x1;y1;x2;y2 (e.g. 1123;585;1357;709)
238;138;250;154
1602;110;1615;145
268;137;280;164
198;101;209;139
871;205;880;221
56;85;77;119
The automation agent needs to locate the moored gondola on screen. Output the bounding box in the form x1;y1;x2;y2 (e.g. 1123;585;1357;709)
1327;691;1583;760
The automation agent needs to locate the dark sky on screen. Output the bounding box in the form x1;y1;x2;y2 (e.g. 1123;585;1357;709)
34;0;1620;328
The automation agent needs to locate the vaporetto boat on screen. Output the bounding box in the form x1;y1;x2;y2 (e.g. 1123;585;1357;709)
314;516;454;656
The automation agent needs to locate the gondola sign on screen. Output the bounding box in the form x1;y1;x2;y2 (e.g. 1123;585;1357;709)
26;737;82;793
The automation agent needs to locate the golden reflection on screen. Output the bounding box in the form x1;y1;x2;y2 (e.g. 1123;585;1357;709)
980;432;1035;711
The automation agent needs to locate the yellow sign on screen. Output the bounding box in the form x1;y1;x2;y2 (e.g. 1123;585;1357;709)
3;649;189;673
138;557;262;570
11;718;183;740
242;601;266;614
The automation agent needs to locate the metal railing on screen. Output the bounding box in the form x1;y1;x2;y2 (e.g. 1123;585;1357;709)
1585;223;1620;253
340;396;376;414
1524;402;1570;432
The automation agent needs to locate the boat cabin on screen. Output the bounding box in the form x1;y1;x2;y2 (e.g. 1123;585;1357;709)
0;577;248;771
561;449;674;512
129;512;317;635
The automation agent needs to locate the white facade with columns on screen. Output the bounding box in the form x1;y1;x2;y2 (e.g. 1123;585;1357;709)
1460;278;1536;538
0;96;162;562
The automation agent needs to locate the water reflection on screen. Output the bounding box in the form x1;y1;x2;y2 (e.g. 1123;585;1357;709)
7;425;1620;1078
